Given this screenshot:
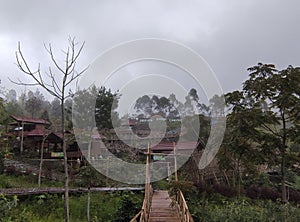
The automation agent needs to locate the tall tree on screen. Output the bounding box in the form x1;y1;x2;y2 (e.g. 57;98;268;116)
225;63;300;202
220;91;263;193
134;95;152;117
13;37;87;221
25;90;43;117
95;86;120;130
73;86;98;161
6;89;17;102
5;100;24;116
0;97;10;131
243;63;300;202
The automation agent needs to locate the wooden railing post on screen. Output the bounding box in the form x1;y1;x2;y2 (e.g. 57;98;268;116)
174;190;194;222
132;143;153;222
173;142;178;182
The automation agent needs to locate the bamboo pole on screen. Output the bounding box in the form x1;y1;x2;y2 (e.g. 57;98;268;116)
20;121;24;153
173;142;178;181
167;162;171;183
106;157;109;185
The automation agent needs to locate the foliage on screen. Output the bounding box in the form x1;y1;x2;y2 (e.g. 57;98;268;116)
222;63;300;202
133;88;211;119
293;176;300;190
187;189;300;222
0;192;143;222
0;174;63;189
75;165;106;187
114;192;142;222
95;86;120;130
4;100;24;117
202;198;300;221
25;90;44;118
152;179;169;190
0;194;18;221
0;97;10;135
169;180;195;196
72;87;97;131
0;152;4;174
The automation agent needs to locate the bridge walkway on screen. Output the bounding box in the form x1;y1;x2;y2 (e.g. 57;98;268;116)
149;190;180;222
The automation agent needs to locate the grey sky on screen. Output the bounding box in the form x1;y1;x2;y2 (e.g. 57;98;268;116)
1;0;300;100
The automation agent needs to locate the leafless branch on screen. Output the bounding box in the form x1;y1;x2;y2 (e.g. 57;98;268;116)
13;38;88;101
44;43;65;75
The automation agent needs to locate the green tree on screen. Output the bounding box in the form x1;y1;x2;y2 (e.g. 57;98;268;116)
73;86;98;161
134;95;152;117
95;86;120;130
5;100;24;117
225;63;300;202
25;90;43;117
0;98;9;125
5;89;17;102
219;90;264;193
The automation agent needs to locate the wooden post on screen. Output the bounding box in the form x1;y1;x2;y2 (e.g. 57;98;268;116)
144;143;151;221
20;121;24;153
146;143;150;185
167;162;171;183
173;142;178;182
106;157;109;185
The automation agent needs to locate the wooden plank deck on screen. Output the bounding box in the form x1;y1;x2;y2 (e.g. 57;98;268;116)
149;190;180;222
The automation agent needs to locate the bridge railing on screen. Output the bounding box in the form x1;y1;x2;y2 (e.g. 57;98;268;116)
130;144;153;222
130;210;142;222
174;190;194;222
130;180;153;222
140;183;153;222
172;142;194;222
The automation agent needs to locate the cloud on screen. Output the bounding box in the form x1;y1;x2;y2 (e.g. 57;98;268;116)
1;0;300;98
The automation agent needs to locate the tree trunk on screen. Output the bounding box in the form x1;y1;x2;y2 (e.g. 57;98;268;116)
61;99;70;222
281;111;287;203
87;187;91;222
201;191;206;222
281;149;287;203
20;121;24;153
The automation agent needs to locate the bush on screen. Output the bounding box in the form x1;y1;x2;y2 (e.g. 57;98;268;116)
114;192;142;222
212;184;239;198
169;180;195;196
288;189;300;203
0;194;18;221
245;185;280;201
188;192;300;222
0;191;144;221
0;152;4;174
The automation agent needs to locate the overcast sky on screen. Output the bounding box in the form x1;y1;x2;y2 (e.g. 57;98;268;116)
1;0;300;102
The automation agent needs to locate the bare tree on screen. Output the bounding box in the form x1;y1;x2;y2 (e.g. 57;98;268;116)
12;37;87;222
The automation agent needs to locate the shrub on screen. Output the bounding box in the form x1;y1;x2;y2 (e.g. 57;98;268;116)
245;185;280;201
0;194;18;221
212;184;239;198
0;152;4;174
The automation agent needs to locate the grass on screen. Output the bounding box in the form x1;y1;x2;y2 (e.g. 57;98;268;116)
186;190;300;222
1;191;143;222
0;174;63;189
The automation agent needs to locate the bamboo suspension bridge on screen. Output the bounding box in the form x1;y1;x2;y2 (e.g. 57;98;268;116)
130;143;194;222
